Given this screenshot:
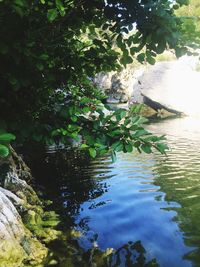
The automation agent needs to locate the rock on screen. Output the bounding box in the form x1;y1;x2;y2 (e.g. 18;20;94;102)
0;189;25;240
96;55;200;113
94;65;144;104
0;189;47;267
0;183;48;266
94;71;113;92
106;96;120;104
142;95;181;116
133;60;200;116
157;108;177;119
139;105;157;118
2;171;40;205
0;187;24;206
120;93;129;103
0;149;60;266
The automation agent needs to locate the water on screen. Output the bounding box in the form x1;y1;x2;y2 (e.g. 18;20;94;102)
27;117;200;267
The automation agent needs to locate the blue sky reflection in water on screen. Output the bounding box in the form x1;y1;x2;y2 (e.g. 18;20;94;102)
30;117;200;267
74;117;200;267
75;154;193;267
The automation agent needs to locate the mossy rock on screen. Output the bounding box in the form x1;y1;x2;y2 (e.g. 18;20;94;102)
157;108;177;119
139;105;157;118
21;235;48;265
0;148;60;267
0;240;26;267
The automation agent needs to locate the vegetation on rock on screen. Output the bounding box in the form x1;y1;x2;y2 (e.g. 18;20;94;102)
0;150;61;266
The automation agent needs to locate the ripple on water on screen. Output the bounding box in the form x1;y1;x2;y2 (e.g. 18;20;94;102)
71;118;200;267
29;117;200;267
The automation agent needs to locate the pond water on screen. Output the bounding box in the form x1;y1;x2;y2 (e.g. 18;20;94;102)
27;117;200;267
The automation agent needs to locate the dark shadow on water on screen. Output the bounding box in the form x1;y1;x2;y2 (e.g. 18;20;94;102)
21;146;112;228
45;238;159;267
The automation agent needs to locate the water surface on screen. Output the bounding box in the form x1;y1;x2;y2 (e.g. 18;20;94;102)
29;117;200;267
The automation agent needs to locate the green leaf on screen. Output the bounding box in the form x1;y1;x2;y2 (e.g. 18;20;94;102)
67;124;79;132
125;55;133;64
47;9;58;22
130;47;136;56
124;118;131;126
83;107;90;113
125;142;133;153
146;55;156;65
56;0;65;15
111;150;117;162
134;116;148;125
80;144;89;149
141;144;152;154
89;148;97;158
94;143;103;148
56;0;63;9
155;143;169;154
131;115;141;124
130;104;143;114
71;116;77;122
144;135;166;142
156;41;166;54
80;97;91;104
36;63;44;71
0;133;16;142
115;109;127;120
112;141;123;152
15;0;25;7
0;144;9;157
173;4;180;10
108;129;122;137
132;129;150;138
40;54;49;60
137;53;145;63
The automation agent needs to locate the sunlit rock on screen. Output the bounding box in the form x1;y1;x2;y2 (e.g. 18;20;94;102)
94;66;144;103
134;60;200;116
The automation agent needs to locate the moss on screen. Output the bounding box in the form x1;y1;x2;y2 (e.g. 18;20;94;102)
0;240;26;267
20;235;47;265
130;103;177;119
139;105;157;118
70;229;82;238
157;108;177;119
23;208;61;243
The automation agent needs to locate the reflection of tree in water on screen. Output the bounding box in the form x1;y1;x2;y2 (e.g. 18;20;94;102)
94;240;159;267
153;154;200;266
45;239;159;267
22;147;111;227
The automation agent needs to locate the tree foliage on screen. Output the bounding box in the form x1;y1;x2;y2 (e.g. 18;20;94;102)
175;0;200;56
0;0;199;158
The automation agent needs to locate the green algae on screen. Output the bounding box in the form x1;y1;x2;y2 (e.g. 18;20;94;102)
23;209;61;243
